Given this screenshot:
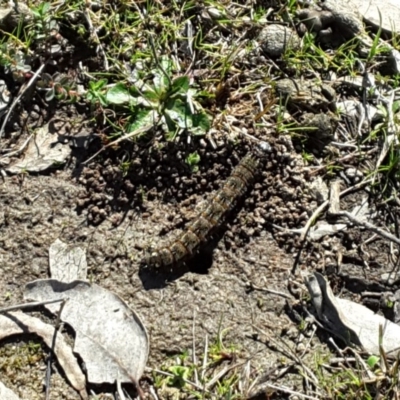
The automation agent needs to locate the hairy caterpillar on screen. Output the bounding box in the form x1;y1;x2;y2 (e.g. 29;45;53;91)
141;141;272;271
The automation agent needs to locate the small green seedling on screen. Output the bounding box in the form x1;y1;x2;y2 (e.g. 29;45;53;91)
186;152;201;172
86;79;108;107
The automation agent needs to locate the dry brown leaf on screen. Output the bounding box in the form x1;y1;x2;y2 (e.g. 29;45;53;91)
0;381;22;400
0;311;88;399
5;123;71;174
24;279;149;385
49;238;87;282
306;272;400;358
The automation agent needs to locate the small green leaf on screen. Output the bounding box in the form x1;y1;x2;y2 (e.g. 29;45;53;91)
151;57;173;89
367;355;380;369
160;56;173;76
42;2;51;14
393;100;400;113
31;9;41;18
127;109;159;132
186;152;200;172
89;79;108;91
377;104;387;118
152;72;165;91
170;76;190;95
163;111;179;134
167;365;191;388
45;88;55;102
164;100;192;129
192;112;211;134
87;90;108;106
143;88;161;103
106;83;137;105
386;299;394;308
96;93;108;107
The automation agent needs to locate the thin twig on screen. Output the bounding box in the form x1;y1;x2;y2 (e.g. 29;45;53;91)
201;334;208;383
192;310;199;386
205;361;246;390
0;298;65;314
0;63;47;139
82;124;153;164
374;89;397;184
348;348;376;380
247;282;292;300
116;375;127;400
329;357;357;365
299;201;329;243
299;177;373;243
306;148;377;176
146;27;171;86
251;324;320;389
83;6;109;71
45;299;67;400
335;211;400;246
146;367;208;393
148;386;159;400
300;324;317;359
0;133;33;158
130;2;171;86
264;383;319;399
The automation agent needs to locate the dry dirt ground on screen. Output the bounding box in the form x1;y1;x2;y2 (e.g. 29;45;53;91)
1;118;399;399
0;124;311;399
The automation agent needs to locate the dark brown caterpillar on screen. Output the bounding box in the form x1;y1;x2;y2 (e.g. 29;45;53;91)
141;141;272;271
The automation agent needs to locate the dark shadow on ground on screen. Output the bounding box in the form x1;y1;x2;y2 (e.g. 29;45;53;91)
138;246;215;290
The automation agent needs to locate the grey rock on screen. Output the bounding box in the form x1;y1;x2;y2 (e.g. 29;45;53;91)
309;176;329;203
320;0;400;36
320;0;364;38
345;167;364;180
0;381;21;400
0;4;32;31
388;49;400;75
333;75;376;93
342;0;400;35
394;289;400;324
297;3;363;45
258;24;301;57
300;112;337;142
297;0;400;59
0;7;13;24
381;273;400;286
275;78;336;109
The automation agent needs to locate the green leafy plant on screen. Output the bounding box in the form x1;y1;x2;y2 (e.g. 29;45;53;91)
37;72;77;101
85;56;210;139
386;299;394;308
152;321;242;398
166;365;192;388
186;152;201;172
367;355;380;369
31;2;58;39
86;79;108;107
119;160;132;177
0;44;31;82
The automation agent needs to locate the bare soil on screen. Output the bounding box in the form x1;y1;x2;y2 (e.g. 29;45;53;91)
1;2;400;399
1;111;399;399
0;117;316;398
